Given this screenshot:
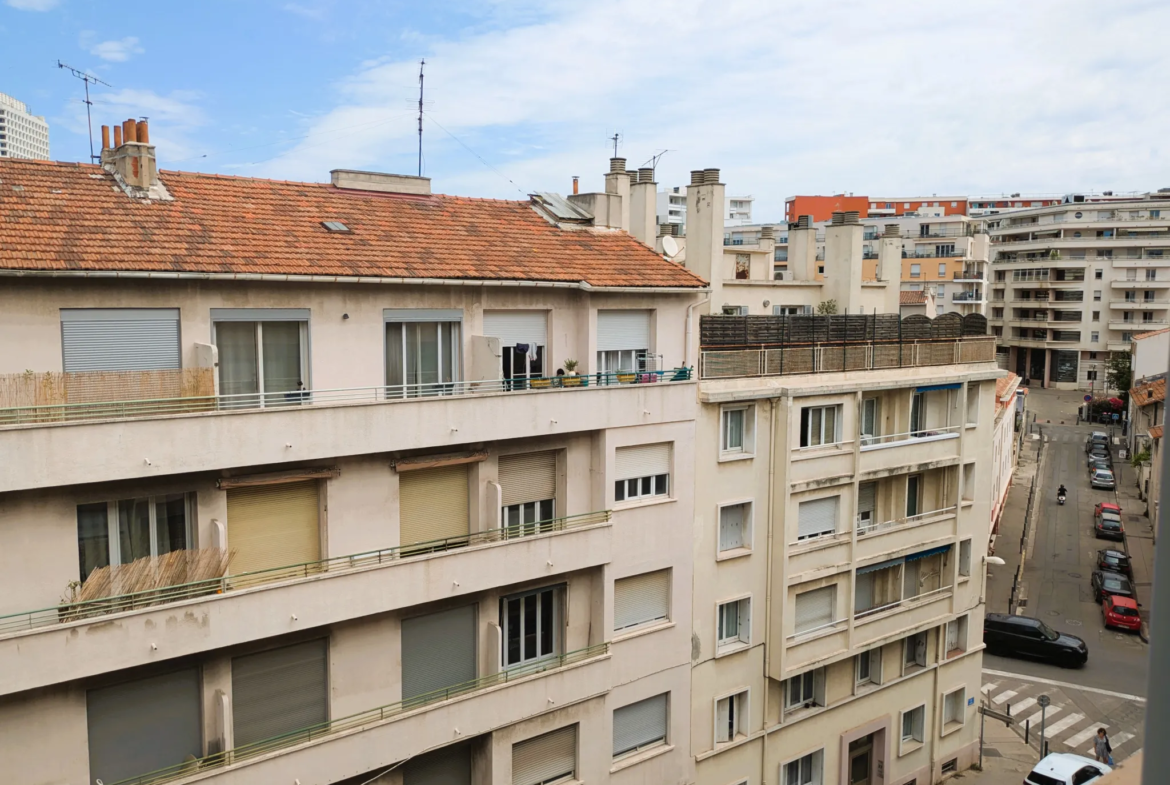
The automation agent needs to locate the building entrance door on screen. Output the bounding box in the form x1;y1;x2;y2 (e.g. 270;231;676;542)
848;734;873;785
1028;348;1046;385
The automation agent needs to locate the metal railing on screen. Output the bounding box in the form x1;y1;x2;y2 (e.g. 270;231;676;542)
0;368;693;428
787;618;846;641
855;585;953;621
857;506;958;537
905;249;965;259
699;337;996;380
0;510;612;636
108;642;610;785
859;425;961;449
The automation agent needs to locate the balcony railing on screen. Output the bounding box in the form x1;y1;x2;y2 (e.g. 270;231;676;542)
0;368;693;429
854;585;952;621
0;510;612;636
859;425;961;450
857;505;957;537
108;642;610;785
952;292;983;302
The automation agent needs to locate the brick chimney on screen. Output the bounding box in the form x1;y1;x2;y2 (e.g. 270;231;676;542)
629;167;657;248
100;119;171;200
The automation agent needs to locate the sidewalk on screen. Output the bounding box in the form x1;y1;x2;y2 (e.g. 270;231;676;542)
950;716;1043;783
988;432;1041;614
1111;454;1155;642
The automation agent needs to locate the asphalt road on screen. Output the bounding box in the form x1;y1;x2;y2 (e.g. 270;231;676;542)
983;421;1149;696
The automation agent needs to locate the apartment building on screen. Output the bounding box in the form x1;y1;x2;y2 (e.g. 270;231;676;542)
0;129;707;785
990;373;1022;539
1127;328;1168;524
987;193;1170;389
784;194;1062;224
0;90;50;160
655;184;754;231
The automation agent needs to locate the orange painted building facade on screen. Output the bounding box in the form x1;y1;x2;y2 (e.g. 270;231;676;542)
783;195;870;223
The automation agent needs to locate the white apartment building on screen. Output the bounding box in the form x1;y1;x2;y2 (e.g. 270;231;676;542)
0;91;50;160
656;184;754;230
987;193;1170;389
0;133;706;785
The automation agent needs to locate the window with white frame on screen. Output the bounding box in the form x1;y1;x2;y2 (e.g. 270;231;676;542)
794;585;836;634
910;264;921;278
959;539;972;577
717;598;751;651
719;502;752;553
945;615;968;657
501;585;562;669
715;690;748;744
855;647;882;687
77;494;194;581
783;668;825;711
904;631;928;671
860;397;880;445
797;495;838;541
800;405;841;447
614;443;671;503
782;749;823;785
213;310;310;407
942;687;966;730
901;705;926;749
384;309;462;398
721;404;754;455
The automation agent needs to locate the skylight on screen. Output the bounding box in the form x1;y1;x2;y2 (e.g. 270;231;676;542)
321;220;350;232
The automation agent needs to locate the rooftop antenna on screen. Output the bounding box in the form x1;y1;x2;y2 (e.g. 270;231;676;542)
417;58;425;177
57;60;111;163
610;132;621;158
640;149;672;177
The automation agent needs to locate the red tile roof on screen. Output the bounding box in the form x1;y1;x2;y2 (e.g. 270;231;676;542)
1130;377;1166;406
0;159;706;289
1133;327;1170;341
996;372;1019;408
900;290;927;305
1149;424;1163;439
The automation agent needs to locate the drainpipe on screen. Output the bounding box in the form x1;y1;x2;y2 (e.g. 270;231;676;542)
685;297;711;371
761;396;779;784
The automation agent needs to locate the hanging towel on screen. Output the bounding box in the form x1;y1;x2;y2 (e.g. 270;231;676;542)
527;343;539;363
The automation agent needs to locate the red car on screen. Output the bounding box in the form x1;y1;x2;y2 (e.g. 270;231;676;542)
1095;502;1122;516
1102;595;1141;632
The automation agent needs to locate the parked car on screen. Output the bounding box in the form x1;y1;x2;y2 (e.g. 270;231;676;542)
1094;507;1123;538
1091;569;1134;602
1090;468;1115;490
1025;753;1110;785
983;613;1088;667
1096;548;1133;577
1095;501;1122;516
1088;431;1110;447
1087;455;1111;473
1086;444;1111;465
1102;595;1142;632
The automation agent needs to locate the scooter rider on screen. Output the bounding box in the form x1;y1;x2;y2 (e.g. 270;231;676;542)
1058;484;1067;498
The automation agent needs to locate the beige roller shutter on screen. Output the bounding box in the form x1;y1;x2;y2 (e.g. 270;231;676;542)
615;443;671;480
614;569;670;631
499;451;557;507
227;481;320;575
512;725;577;785
399;464;469;548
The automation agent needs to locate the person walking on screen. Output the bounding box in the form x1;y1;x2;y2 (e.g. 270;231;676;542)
1094;728;1114;765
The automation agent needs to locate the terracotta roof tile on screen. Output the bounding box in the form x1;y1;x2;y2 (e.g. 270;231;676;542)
1130;377;1166;406
996;371;1019;407
1133;327;1170;341
900;290;927;305
0;159;706;289
1150;425;1163;439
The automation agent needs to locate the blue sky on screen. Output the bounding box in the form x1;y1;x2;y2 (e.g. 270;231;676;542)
2;0;1168;220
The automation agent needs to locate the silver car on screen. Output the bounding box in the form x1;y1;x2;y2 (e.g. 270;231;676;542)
1090;468;1115;489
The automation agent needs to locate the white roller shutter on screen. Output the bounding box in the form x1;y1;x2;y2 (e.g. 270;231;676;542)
597;310;651;352
613;693;668;757
794;586;835;633
483;310;547;347
61;308;181;371
499;451;557;507
512;725;577;785
857;483;876;520
403;741;473;785
797;496;838;539
227;481;320;576
614;570;670;631
401;604;478;701
615;443;671;480
232;639;328;747
399;465;470;549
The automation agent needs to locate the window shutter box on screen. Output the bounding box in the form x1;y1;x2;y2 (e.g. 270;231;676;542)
597;310;651;352
399;464;470;548
401;604;478;701
232;639;328;747
226;480;320;575
615;443;671;481
61;308;181;372
512;725;577;785
797;496;838;539
613;693;668;756
483;310;548;347
499;451;557;507
794;586;834;633
614;570;670;631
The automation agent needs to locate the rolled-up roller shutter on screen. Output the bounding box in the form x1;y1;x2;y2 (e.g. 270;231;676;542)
499;451;557;507
512;725;577;785
399;465;469;548
232;639;328;747
615;443;671;480
61;308;181;371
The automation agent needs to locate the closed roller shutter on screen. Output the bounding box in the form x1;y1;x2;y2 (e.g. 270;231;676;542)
499;451;557;507
232;639;328;747
615;443;671;480
61;308;181;371
794;586;835;633
401;604;477;701
87;668;202;785
399;465;469;548
614;569;670;631
597;310;651;352
403;741;473;785
513;725;577;785
797;496;838;539
227;481;320;575
857;483;876;519
613;693;668;757
483;311;547;347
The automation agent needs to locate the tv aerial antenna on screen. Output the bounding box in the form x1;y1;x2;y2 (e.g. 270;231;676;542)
640;149;672;175
608;132;622;158
57;60;111;163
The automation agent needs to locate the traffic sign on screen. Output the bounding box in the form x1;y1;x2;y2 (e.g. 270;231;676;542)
1112;413;1120;421
1084;394;1093;402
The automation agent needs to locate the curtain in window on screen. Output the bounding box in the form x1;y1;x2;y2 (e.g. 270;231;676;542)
77;502;110;580
217;322;259;399
154;494;188;555
118;498;152;564
261;321;302;398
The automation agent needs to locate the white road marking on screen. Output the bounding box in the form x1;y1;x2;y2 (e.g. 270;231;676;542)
992;689;1018;705
1025;706;1062;727
1110;731;1135;748
981;682;997;695
981;669;1148;703
1011;697;1038;715
1065;723;1107;749
1043;712;1086;737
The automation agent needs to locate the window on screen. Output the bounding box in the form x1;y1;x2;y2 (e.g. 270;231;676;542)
906;474;923;517
719;502;752;552
857;481;877;529
614;443;671;503
499;451;557;536
965;383;979;425
1149;269;1159;281
945;615;969;657
901;705;926;749
794;585;836;634
936;244;955;257
1095;269;1103;279
213;310;309;407
910;264;921;278
77;494;193;581
855;648;882;686
722;305;748;316
484;310;547;384
717;597;751;651
775;305;809;315
1086;370;1098;382
513;725;577;785
860;398;880;444
962;463;975;502
597;310;651;375
938;262;947;277
855;561;903;615
401;605;477;701
721;405;754;455
1145;290;1156;302
613;694;668;759
942;687;967;731
1093;311;1100;321
502;586;562;668
909;392;926;437
800;405;841;447
1091;331;1099;343
715;691;748;744
797;495;838;541
782;750;823;785
1093;290;1102;301
233;639;329;746
959;539;972;577
614;570;670;632
936;284;945;296
783;668;824;711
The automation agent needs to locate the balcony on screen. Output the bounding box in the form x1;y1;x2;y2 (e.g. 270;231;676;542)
856;508;957;559
853;587;953;649
784;619;848;672
108;643;611;785
1109;299;1170;310
0;511;612;696
699;338;996;380
1110;321;1168;332
951;292;984;303
1111;280;1170;289
904;249;966;259
858;427;962;476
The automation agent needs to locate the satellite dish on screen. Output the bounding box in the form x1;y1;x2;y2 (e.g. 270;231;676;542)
662;235;679;258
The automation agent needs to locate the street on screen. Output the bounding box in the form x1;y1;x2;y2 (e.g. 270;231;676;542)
982;387;1149;763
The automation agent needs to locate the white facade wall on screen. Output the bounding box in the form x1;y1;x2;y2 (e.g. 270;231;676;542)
0;91;50;160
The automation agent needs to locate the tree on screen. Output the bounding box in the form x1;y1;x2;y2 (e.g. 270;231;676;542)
1106;352;1132;397
816;299;838;315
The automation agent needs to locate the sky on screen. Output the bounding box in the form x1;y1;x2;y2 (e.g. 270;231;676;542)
2;0;1168;220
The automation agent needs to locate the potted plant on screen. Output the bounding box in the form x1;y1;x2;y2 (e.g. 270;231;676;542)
561;359;584;386
563;359;579;375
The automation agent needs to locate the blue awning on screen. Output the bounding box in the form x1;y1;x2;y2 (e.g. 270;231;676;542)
916;383;961;392
906;544;952;562
858;557;904;575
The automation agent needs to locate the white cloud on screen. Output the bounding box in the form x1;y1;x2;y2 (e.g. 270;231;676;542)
71;88;207;163
251;0;1170;215
5;0;59;10
88;36;145;62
